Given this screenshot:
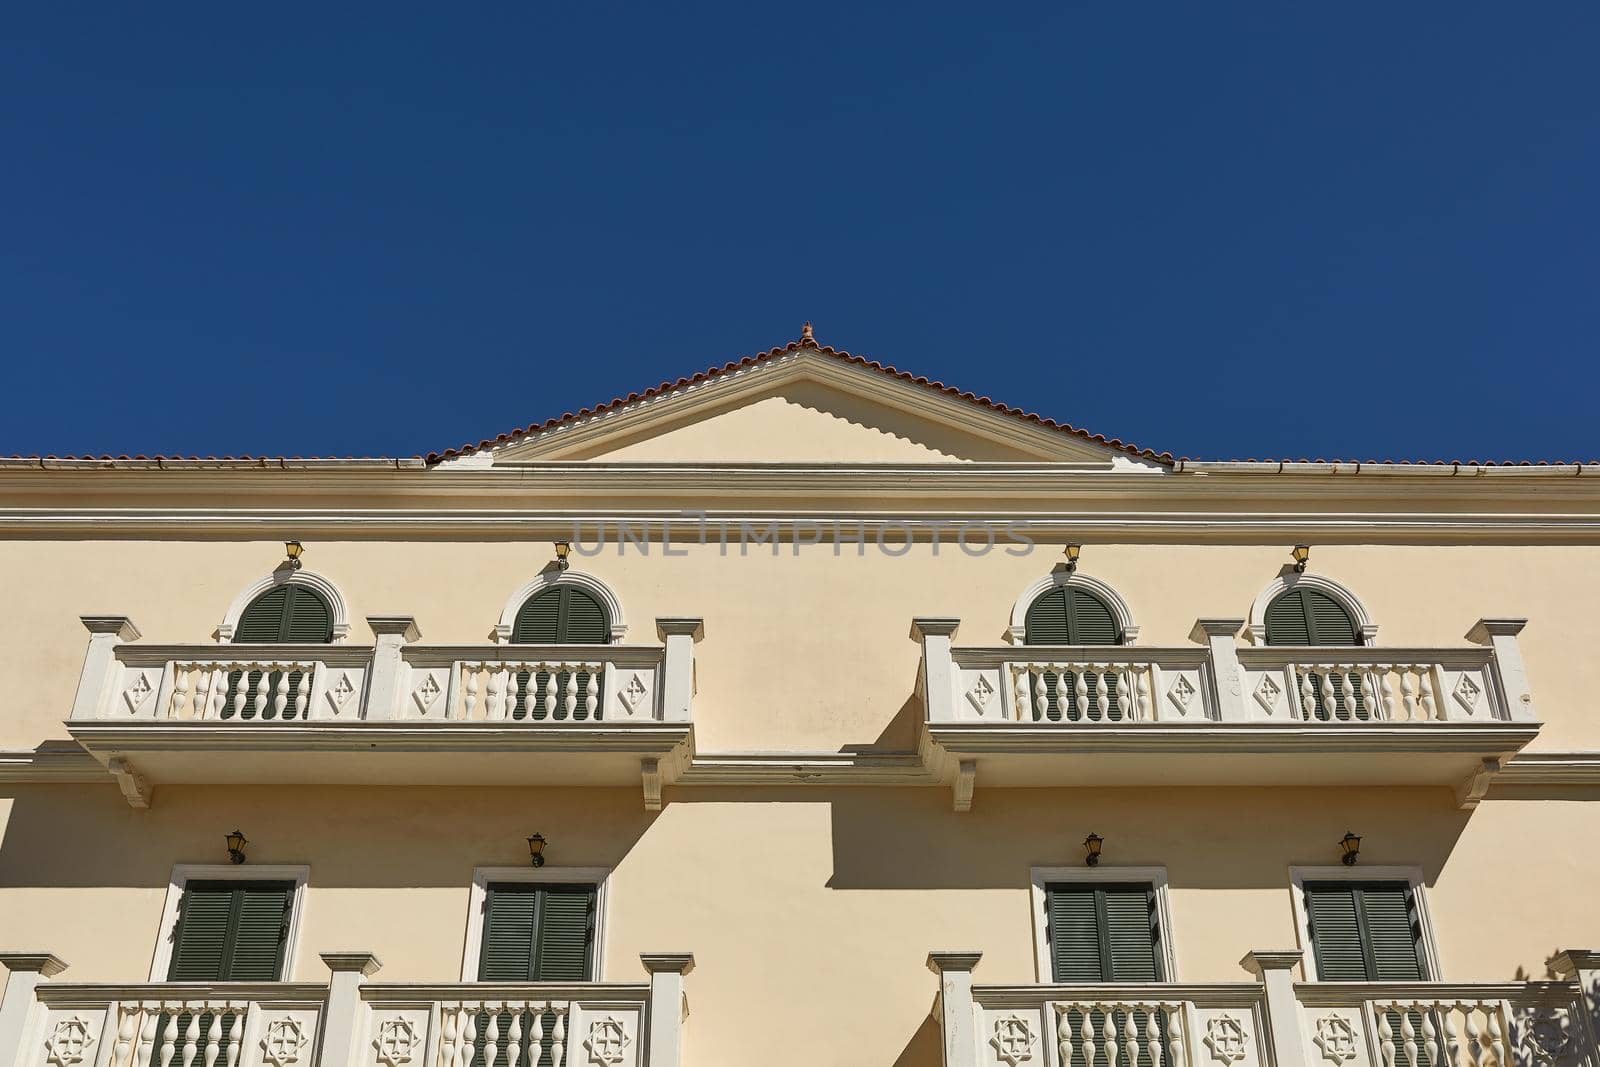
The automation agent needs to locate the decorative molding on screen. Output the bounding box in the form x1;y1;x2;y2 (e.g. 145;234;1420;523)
259;1018;308;1067
952;759;977;813
676;750;935;786
373;1019;418;1067
1312;1014;1360;1064
106;757;152;809
217;568;351;643
583;1016;632;1066
989;1013;1038;1067
641;757;663;812
0;747;111;783
1007;571;1140;645
1204;1015;1250;1064
924;720;1540;756
1246;572;1376;646
44;1016;95;1067
1494;753;1600;787
1456;757;1503;810
495;570;628;643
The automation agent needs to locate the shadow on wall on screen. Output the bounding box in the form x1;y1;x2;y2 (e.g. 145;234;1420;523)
892;1011;941;1067
822;784;1476;891
0;783;656;889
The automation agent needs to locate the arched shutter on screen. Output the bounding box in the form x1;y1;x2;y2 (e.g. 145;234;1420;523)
1265;588;1365;720
235;585;334;643
1263;589;1358;646
226;585;333;722
1023;586;1124;721
510;587;610;722
512;588;609;644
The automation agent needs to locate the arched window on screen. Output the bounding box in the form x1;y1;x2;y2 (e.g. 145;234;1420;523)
1022;585;1125;722
1024;586;1122;646
1263;588;1359;647
234;584;335;643
512;586;611;644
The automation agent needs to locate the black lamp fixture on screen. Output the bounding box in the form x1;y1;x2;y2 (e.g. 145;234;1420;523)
284;540;304;568
1064;543;1083;573
1291;544;1311;573
226;829;248;865
1339;831;1362;866
553;541;572;571
1083;832;1103;867
527;833;548;868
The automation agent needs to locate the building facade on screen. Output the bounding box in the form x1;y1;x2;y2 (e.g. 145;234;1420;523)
1;332;1598;1067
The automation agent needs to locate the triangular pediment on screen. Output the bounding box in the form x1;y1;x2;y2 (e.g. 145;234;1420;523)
438;347;1165;467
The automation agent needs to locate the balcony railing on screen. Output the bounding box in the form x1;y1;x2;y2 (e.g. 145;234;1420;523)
929;950;1600;1067
0;952;694;1067
912;617;1542;805
64;616;703;804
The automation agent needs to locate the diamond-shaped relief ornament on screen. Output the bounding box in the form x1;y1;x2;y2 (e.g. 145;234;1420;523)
619;671;649;713
260;1019;306;1067
45;1017;94;1067
1453;673;1483;716
123;672;153;714
412;674;441;715
1313;1016;1359;1065
967;675;996;714
373;1019;418;1067
585;1017;632;1066
1204;1016;1248;1064
1253;674;1283;715
326;671;356;714
1167;675;1198;715
990;1014;1038;1066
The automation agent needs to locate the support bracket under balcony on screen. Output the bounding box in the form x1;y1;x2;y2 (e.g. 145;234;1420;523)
106;756;152;809
1455;756;1504;810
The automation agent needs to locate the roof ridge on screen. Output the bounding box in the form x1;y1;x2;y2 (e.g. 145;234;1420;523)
424;334;1175;465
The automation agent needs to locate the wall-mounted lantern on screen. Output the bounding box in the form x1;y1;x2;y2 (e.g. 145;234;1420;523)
528;833;548;867
553;542;572;571
1292;544;1311;573
1339;831;1362;866
1083;832;1103;867
226;829;249;865
1064;544;1082;573
284;540;304;568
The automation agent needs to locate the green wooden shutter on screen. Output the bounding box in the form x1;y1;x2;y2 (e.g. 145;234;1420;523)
533;885;596;980
234;588;291;643
1304;882;1426;981
1103;885;1162;981
1046;883;1162;982
1263;590;1313;646
1024;588;1123;721
479;883;542;980
166;881;292;981
1264;589;1358;647
1047;884;1106;982
478;883;597;981
235;586;333;643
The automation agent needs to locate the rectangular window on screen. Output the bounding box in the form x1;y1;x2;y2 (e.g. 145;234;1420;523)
1045;881;1164;982
1302;881;1428;981
166;880;294;981
477;882;597;981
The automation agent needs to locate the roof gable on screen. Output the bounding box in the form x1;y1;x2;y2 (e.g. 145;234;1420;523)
431;335;1172;467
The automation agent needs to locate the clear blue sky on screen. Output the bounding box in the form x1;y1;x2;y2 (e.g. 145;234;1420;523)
3;5;1596;461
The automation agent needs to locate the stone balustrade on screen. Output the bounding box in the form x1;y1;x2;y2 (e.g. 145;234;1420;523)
929;951;1600;1067
0;952;694;1067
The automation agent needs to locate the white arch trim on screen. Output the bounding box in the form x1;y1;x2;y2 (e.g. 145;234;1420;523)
495;570;628;643
1246;572;1377;646
1006;570;1139;645
216;568;352;644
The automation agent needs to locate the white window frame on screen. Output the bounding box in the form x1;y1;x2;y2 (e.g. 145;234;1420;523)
1288;865;1442;981
1029;865;1177;983
149;864;311;982
461;866;612;981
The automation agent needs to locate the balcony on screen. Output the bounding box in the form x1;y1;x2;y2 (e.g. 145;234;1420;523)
64;616;703;809
0;951;693;1067
912;618;1541;810
929;950;1598;1067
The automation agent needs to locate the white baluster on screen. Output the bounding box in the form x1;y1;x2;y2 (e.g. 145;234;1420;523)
437;1007;458;1067
159;1005;178;1067
507;667;524;720
1121;1007;1138;1067
1417;667;1437;721
1095;668;1110;720
271;667;289;720
1080;1005;1097;1067
550;1005;567;1066
487;668;506;721
1142;1005;1161;1067
1400;670;1418;721
463;664;481;721
1400;1005;1419;1067
230;666;250;720
1015;666;1034;722
1319;670;1339;721
1378;1005;1398;1067
507;1007;525;1067
1135;665;1151;722
584;669;599;720
1361;668;1380;722
1484;1004;1506;1067
1299;668;1318;720
1441;1004;1462;1067
1058;1005;1076;1067
542;666;558;720
201;1010;222;1067
485;1006;501;1067
138;1005;160;1067
179;1005;201;1067
1421;1005;1441;1067
530;1004;547;1067
461;1007;479;1067
113;1003;140;1067
1462;1005;1482;1067
223;1007;243;1067
1166;1002;1185;1067
249;668;268;720
292;668;312;720
1051;668;1069;721
171;664;193;719
190;667;213;722
1075;669;1091;722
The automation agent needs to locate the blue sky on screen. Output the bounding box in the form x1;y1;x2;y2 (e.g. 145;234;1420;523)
2;5;1596;460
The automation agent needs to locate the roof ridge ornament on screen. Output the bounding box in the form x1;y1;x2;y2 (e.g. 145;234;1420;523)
800;321;815;345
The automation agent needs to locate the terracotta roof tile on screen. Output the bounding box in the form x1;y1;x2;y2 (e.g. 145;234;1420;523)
425;336;1176;465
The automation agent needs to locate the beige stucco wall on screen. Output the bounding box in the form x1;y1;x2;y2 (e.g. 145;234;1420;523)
3;537;1597;751
0;783;1595;1067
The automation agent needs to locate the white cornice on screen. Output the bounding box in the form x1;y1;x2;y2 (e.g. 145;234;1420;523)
1492;752;1600;786
676;751;937;786
923;721;1541;755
